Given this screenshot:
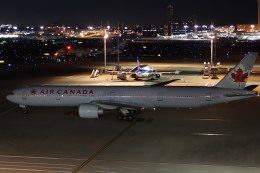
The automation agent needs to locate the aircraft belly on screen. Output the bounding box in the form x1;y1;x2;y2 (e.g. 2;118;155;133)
154;98;206;108
118;97;154;108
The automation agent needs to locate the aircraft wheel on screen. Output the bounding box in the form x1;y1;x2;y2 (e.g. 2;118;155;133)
131;74;137;78
126;115;134;121
122;74;126;80
117;115;123;121
23;110;29;114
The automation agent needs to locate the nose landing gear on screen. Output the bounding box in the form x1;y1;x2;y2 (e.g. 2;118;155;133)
19;105;29;114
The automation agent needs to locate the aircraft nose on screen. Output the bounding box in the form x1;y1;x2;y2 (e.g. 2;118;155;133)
6;94;14;102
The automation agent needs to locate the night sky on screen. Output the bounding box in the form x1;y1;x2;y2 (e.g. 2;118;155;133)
0;0;258;27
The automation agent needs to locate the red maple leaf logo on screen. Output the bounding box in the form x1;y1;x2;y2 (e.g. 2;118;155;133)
231;68;248;83
30;89;37;95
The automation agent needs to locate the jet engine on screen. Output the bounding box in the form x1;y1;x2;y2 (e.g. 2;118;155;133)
78;104;103;118
156;74;160;78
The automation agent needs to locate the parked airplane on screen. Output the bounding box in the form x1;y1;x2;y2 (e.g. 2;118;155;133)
110;58;179;80
6;52;259;121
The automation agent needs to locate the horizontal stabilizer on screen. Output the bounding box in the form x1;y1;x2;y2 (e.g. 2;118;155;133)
225;93;256;97
152;79;180;86
244;85;259;91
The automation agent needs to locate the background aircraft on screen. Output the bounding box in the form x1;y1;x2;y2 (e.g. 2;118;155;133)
110;58;180;80
6;52;258;121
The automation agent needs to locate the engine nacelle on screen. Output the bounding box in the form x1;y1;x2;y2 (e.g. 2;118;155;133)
78;104;103;118
156;74;160;78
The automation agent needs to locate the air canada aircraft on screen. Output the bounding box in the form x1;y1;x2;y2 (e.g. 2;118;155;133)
109;58;179;81
6;52;259;121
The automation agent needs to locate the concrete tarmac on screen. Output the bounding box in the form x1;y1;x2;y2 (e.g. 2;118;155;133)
1;61;260;173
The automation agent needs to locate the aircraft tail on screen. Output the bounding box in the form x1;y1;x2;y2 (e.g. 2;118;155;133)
215;52;258;89
137;57;140;71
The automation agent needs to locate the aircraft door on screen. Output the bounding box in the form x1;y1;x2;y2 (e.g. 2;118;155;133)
206;93;211;101
56;94;62;100
110;92;115;101
22;91;27;100
157;92;163;101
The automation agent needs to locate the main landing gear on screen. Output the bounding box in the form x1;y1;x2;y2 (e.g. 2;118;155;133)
117;109;141;121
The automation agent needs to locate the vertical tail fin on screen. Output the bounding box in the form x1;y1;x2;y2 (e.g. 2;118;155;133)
216;52;258;89
137;57;140;71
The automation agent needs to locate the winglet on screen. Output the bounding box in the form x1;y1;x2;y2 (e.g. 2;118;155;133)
216;52;258;89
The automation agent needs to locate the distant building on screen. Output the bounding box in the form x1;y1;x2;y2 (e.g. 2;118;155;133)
142;25;164;37
237;24;258;32
46;23;65;33
167;4;174;36
171;20;194;35
121;25;142;38
216;26;235;33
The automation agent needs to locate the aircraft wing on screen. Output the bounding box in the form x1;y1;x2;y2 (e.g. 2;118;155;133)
107;70;134;74
157;70;181;75
90;100;144;110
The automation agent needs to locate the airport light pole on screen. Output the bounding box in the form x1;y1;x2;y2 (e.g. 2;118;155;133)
104;32;108;72
210;34;218;79
210;35;215;66
251;25;255;32
117;34;121;70
194;25;198;33
210;25;214;32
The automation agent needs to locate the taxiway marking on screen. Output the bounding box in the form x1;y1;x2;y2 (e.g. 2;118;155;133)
72;121;136;173
0;106;17;117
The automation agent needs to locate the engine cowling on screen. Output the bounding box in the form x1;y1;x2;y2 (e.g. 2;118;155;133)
78;104;103;118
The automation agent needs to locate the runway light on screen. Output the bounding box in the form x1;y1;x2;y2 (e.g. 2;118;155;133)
66;45;72;50
0;60;4;63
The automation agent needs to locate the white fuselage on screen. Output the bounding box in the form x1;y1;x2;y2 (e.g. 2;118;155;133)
6;86;257;109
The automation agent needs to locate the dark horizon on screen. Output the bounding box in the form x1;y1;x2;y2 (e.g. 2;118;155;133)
0;0;258;27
